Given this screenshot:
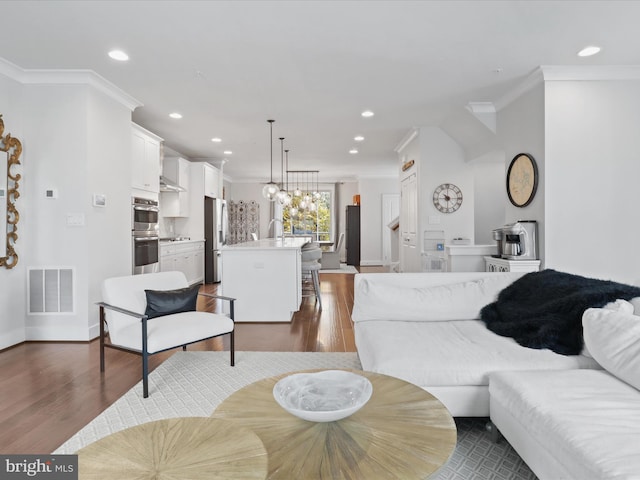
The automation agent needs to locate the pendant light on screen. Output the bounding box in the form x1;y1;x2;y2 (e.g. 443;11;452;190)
288;168;298;217
313;171;321;201
308;171;318;212
293;170;302;198
262;119;279;201
282;149;292;206
276;137;289;205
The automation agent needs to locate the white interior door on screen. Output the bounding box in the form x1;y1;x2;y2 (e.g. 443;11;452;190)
400;173;420;272
382;194;400;265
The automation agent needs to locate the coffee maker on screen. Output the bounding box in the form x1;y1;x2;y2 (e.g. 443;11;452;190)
492;220;538;260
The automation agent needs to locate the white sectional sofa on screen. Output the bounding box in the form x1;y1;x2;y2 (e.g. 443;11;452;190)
352;272;599;417
352;271;640;479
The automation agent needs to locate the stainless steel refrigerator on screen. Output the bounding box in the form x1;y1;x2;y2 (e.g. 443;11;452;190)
204;198;228;283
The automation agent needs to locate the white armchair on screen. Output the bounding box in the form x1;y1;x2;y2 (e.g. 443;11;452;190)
98;271;235;397
321;232;345;270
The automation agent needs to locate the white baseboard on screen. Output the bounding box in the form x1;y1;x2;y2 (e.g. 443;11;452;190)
360;260;384;266
25;325;93;341
0;328;26;350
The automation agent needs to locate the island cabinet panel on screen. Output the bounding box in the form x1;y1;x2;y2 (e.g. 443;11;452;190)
221;238;307;322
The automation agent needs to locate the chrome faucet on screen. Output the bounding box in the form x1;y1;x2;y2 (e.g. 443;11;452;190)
268;218;285;241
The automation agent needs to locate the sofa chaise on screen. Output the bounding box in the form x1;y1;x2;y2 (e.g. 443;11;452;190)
489;298;640;479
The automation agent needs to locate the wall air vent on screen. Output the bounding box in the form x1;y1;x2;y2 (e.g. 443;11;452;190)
28;267;74;314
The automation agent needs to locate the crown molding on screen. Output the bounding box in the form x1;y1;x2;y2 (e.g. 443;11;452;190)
540;64;640;81
495;65;640;111
0;57;142;111
494;67;544;111
394;128;419;153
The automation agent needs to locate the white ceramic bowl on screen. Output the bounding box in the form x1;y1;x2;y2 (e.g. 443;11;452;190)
273;370;373;422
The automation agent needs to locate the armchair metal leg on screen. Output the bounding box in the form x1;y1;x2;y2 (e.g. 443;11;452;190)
142;351;149;398
142;315;149;398
99;306;106;373
230;330;235;366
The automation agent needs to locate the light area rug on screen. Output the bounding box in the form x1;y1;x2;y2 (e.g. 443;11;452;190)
320;264;358;274
55;351;536;479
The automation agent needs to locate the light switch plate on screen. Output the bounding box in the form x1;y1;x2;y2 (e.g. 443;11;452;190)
66;213;85;227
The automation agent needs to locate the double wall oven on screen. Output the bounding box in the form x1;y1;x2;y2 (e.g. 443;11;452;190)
132;197;159;274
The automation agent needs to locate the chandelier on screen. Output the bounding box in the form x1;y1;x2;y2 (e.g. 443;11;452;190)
287;170;320;217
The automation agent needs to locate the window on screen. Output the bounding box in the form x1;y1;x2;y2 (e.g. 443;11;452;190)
282;190;332;242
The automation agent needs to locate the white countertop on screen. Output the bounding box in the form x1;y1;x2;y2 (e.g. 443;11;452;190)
159;238;205;246
223;237;309;250
445;244;497;256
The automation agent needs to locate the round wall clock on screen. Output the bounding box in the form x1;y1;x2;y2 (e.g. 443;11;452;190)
432;183;463;213
506;153;538;207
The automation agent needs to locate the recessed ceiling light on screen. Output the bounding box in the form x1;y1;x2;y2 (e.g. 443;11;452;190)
108;50;129;61
361;110;374;118
354;135;365;142
578;45;601;57
223;150;233;155
169;112;182;119
211;137;222;143
349;149;358;154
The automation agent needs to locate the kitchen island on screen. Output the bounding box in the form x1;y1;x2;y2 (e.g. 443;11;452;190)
221;237;309;322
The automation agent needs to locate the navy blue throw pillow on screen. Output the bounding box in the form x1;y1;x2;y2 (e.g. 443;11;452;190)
144;283;200;319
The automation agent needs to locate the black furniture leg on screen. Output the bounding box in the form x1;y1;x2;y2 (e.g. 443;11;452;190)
230;299;235;366
99;306;106;373
142;316;149;398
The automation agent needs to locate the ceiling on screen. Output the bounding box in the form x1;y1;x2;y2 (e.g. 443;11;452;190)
2;1;640;182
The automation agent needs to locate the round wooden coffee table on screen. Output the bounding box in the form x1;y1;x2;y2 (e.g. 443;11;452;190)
77;417;268;479
211;369;457;479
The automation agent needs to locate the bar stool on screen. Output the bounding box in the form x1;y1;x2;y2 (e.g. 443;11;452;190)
301;244;322;310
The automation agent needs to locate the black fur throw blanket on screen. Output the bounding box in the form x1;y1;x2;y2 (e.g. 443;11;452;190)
480;269;640;355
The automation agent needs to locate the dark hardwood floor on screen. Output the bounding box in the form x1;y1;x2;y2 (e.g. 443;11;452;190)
0;267;386;454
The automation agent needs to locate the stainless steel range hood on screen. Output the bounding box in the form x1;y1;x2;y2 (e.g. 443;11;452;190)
159;176;186;192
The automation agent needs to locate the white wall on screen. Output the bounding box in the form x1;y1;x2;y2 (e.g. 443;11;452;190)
496;83;546;262
359;177;399;265
21;85;132;340
0;68;136;347
544;79;640;283
472;155;506;244
419;127;475;245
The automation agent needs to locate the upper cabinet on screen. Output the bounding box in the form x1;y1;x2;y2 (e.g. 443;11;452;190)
132;123;163;194
161;157;190;217
203;163;220;198
191;162;221;199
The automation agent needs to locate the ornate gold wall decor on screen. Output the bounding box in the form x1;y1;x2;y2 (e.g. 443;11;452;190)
0;114;22;269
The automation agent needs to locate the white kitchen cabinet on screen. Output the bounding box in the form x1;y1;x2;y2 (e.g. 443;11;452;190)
221;238;306;322
203;163;220;198
190;162;220;199
161;157;190;217
132;123;162;193
159;241;205;285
